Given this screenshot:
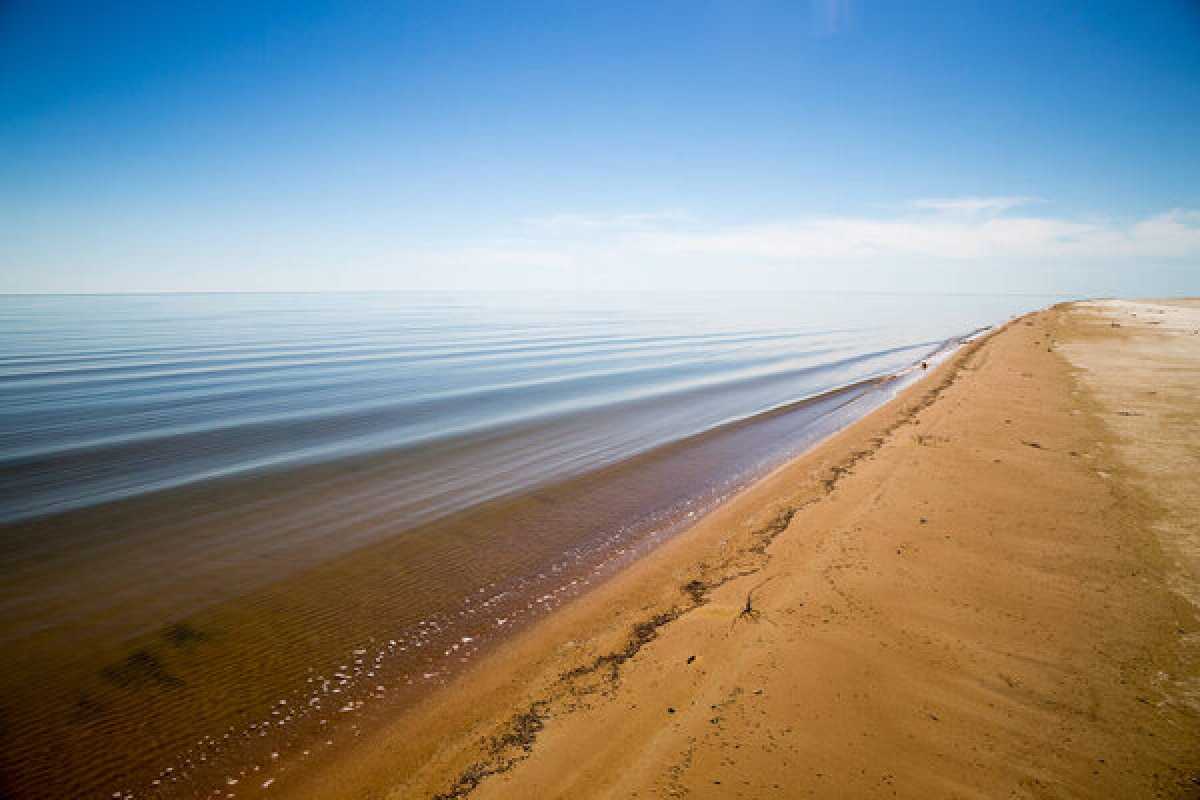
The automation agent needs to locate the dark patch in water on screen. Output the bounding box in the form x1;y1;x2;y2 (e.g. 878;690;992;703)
163;621;208;647
71;693;106;723
101;649;182;689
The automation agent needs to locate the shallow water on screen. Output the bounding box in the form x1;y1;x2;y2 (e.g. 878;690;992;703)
0;291;1055;798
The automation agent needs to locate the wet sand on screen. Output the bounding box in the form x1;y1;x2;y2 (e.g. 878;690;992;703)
283;300;1200;799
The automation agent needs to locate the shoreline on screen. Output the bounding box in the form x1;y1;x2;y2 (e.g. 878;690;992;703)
282;300;1200;799
0;323;982;799
271;317;1009;798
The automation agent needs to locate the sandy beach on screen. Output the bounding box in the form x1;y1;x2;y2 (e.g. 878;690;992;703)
7;5;1199;797
275;299;1200;799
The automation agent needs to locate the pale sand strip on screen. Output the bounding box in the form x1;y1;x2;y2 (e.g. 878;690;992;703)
284;301;1200;799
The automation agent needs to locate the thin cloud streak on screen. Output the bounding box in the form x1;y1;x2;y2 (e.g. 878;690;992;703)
394;205;1200;293
811;0;855;37
6;203;1197;294
522;211;691;234
912;196;1044;214
495;205;1200;263
629;215;1179;261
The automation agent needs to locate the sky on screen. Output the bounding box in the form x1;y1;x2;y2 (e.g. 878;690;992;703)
2;0;1199;296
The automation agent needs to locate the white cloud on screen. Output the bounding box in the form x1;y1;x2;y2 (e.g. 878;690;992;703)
12;202;1196;295
911;196;1043;214
387;205;1200;293
507;205;1200;264
522;210;690;234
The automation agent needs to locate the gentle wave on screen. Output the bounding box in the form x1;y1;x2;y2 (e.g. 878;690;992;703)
0;293;1051;523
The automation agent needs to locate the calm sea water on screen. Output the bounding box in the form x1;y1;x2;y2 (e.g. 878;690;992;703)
0;291;1053;524
0;290;1059;799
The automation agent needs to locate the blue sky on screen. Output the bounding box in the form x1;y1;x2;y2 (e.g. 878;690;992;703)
2;1;1199;295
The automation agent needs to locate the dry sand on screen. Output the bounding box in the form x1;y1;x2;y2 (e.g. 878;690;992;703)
283;300;1200;800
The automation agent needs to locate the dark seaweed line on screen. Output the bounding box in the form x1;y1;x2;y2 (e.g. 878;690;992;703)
431;324;999;800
